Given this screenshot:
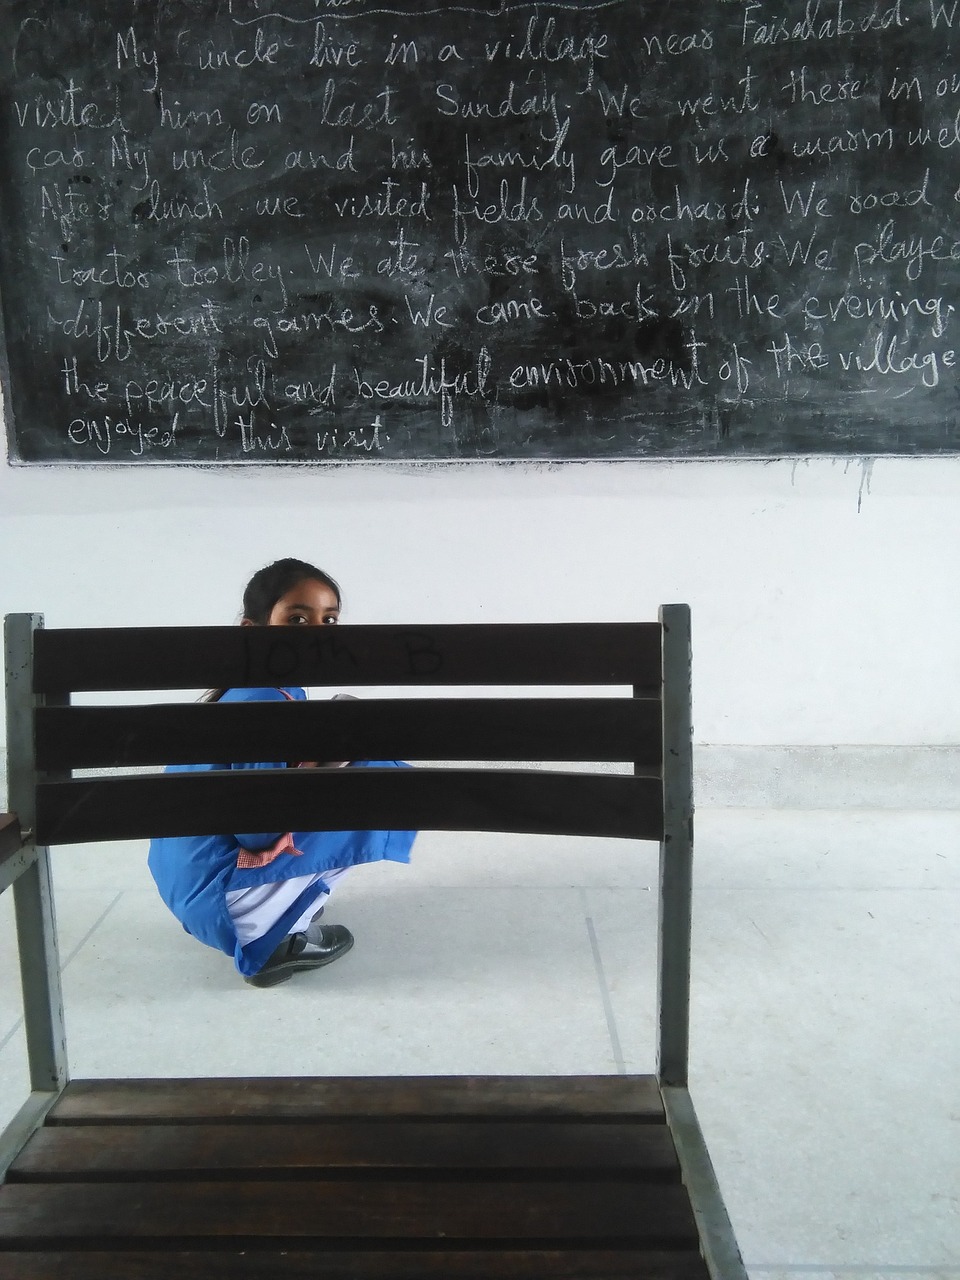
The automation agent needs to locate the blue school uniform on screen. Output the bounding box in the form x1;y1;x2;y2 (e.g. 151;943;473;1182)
147;685;416;977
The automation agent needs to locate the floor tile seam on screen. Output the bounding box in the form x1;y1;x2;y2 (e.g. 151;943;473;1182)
0;1017;23;1055
355;883;658;894
57;890;126;968
694;885;960;893
374;880;652;887
746;1266;960;1274
0;890;125;1054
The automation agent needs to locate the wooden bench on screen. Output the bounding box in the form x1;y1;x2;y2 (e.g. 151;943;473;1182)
0;608;745;1279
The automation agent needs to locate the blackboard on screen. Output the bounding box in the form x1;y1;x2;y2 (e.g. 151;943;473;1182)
1;0;959;462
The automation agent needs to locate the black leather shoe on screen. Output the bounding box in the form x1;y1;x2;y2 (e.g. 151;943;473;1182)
244;924;354;988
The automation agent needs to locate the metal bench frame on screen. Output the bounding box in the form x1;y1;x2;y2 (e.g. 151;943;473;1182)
1;606;745;1279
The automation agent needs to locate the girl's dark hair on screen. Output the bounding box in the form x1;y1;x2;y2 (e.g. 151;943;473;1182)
241;558;342;624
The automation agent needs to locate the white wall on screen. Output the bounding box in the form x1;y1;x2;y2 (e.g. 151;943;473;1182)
2;450;959;748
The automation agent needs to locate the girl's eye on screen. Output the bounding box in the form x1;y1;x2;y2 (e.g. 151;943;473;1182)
323;615;338;625
288;614;308;625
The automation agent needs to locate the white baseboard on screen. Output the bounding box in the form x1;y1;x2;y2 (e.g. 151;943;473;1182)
694;745;960;809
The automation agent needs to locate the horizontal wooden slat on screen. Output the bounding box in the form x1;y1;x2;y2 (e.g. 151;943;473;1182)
0;1249;712;1280
0;1179;700;1245
8;1120;679;1181
33;623;662;694
35;768;663;845
36;697;662;770
47;1076;665;1124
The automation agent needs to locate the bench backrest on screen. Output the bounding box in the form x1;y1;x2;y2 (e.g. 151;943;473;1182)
2;609;693;1097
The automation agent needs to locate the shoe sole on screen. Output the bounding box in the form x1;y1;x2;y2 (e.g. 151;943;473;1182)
244;934;354;988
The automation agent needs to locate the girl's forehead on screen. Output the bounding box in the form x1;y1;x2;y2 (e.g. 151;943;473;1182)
276;579;339;606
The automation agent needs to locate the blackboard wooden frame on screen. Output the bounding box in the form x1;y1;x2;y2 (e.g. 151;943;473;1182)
2;0;959;463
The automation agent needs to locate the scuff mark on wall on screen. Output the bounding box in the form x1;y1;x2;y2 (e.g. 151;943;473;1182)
843;456;875;512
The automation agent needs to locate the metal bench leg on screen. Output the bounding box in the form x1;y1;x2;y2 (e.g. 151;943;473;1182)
658;602;693;1087
2;614;68;1179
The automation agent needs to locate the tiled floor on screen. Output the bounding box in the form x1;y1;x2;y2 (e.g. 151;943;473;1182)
1;808;958;1275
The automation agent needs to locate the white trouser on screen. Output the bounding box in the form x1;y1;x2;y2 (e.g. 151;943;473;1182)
225;866;352;945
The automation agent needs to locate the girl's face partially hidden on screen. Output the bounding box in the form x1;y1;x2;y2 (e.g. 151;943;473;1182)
261;578;340;627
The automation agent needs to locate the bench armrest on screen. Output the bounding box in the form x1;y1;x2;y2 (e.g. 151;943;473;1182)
0;812;24;863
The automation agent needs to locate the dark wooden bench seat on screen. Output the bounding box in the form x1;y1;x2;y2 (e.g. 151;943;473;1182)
1;609;744;1279
1;1075;709;1279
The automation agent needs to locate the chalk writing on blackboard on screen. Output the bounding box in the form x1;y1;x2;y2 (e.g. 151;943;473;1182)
0;0;959;461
